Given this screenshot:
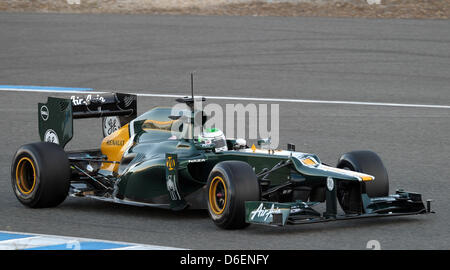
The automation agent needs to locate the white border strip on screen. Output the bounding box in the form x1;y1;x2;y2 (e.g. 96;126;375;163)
0;230;184;250
1;87;449;109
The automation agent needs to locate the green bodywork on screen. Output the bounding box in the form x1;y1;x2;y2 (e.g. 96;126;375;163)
38;97;356;209
37;94;429;226
38;97;73;147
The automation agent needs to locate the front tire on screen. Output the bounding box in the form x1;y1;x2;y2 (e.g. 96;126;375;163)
206;161;260;229
11;142;70;208
336;150;389;214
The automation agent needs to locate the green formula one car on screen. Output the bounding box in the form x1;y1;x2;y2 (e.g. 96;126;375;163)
11;92;432;229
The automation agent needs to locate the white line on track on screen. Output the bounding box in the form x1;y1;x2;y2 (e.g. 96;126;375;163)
1;87;449;109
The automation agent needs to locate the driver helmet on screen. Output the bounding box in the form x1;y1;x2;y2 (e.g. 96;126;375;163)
198;128;228;152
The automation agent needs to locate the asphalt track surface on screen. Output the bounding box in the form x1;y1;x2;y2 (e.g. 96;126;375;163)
0;12;449;249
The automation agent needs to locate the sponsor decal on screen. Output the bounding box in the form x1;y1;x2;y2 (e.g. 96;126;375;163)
71;94;106;106
103;116;121;137
166;154;181;201
246;202;291;225
44;129;59;144
105;139;125;146
188;159;206;163
166;174;181;201
250;203;282;221
327;177;334;191
40;105;49;121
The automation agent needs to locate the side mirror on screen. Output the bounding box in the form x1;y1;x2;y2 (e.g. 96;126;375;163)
228;138;247;150
257;138;271;149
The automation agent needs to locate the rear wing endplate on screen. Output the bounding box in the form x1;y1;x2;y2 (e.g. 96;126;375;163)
38;93;137;148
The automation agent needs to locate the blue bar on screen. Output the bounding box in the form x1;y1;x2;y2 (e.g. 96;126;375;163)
0;85;93;91
0;232;33;241
26;241;131;250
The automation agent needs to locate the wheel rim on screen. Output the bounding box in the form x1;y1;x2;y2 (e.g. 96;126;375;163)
16;157;36;195
209;176;227;215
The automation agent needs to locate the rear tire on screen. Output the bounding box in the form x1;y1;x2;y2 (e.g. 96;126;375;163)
336;150;389;214
206;161;260;229
11;142;70;208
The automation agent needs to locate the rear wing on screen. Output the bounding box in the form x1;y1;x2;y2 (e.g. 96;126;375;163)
38;93;137;148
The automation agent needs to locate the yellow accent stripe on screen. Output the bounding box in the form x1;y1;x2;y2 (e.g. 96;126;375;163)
100;123;131;172
361;176;374;181
302;158;317;166
143;119;175;125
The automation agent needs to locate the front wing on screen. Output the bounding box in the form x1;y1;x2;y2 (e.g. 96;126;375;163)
245;190;432;226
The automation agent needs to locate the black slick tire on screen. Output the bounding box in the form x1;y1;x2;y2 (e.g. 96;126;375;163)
11;142;70;208
206;161;260;229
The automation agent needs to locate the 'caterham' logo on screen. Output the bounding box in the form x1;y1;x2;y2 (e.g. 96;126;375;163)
166;156;176;171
